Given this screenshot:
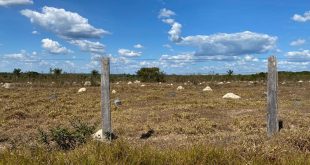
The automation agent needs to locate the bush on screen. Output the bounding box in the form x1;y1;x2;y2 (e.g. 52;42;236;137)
13;68;21;77
38;120;95;150
136;67;165;82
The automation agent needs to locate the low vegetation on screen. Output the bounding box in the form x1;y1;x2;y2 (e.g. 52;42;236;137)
0;68;310;164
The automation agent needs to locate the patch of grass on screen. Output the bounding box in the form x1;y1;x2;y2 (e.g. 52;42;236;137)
2;140;310;164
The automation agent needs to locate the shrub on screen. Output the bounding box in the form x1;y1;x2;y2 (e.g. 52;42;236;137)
13;68;21;77
136;67;165;82
38;120;95;150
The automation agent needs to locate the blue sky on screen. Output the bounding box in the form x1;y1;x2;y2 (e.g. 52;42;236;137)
0;0;310;74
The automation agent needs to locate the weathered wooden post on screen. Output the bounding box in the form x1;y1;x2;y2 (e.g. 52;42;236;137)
101;57;112;140
267;56;279;137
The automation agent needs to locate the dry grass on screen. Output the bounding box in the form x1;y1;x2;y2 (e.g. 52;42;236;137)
0;81;310;164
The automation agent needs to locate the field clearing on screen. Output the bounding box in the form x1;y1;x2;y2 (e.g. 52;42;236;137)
1;81;310;163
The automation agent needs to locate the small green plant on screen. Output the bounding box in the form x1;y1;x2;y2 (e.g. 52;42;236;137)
50;126;76;150
38;120;95;150
70;120;95;144
38;128;49;146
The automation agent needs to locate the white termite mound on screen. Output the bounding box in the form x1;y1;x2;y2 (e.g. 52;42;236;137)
222;93;241;99
111;90;117;94
92;129;103;140
203;86;212;92
84;81;91;86
3;83;12;89
78;87;87;93
177;86;184;90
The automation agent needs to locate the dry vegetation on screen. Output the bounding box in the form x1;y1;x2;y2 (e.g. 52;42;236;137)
1;81;310;164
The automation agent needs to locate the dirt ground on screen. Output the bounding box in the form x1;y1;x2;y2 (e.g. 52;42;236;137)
0;81;310;153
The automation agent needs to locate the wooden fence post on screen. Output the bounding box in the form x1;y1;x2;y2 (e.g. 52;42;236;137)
267;56;279;137
101;57;112;140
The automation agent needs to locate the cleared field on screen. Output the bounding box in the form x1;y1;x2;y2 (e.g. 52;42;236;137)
1;81;310;164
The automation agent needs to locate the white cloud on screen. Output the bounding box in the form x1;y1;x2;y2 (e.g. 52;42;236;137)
287;50;310;58
159;53;194;67
243;55;259;62
168;22;182;42
118;48;142;57
32;30;38;34
292;11;310;22
41;38;72;54
159;9;182;42
134;44;143;49
69;39;105;55
181;31;277;56
163;44;174;51
162;18;175;25
159;9;277;57
0;0;33;6
290;39;306;46
4;53;27;60
65;60;75;67
2;50;36;63
21;6;108;56
21;6;109;40
158;8;175;18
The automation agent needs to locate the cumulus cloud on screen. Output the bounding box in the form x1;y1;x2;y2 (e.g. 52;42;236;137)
118;48;142;57
69;39;105;55
41;38;72;54
159;8;277;57
158;8;175;18
21;6;109;40
21;6;108;56
159;9;182;42
292;11;310;22
134;44;143;49
182;31;277;56
287;50;310;57
285;50;310;63
0;0;33;6
290;39;306;46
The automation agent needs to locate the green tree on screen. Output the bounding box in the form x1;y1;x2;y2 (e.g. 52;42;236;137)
136;67;165;82
90;70;100;86
52;68;62;76
13;68;22;77
91;70;99;77
227;69;234;76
